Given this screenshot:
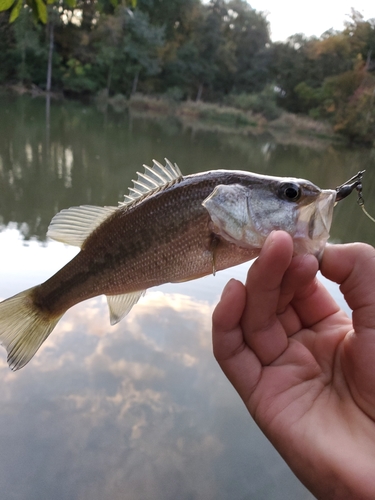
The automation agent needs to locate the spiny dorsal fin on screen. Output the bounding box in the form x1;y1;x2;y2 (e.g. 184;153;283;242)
47;205;118;247
119;158;182;207
47;159;182;247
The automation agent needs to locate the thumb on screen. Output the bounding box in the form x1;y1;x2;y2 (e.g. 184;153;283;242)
321;242;375;418
320;242;375;329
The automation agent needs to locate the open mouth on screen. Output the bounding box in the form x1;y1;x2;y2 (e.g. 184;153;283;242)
294;189;337;257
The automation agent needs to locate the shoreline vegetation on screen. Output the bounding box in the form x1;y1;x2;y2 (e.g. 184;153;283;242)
4;84;340;150
123;93;340;148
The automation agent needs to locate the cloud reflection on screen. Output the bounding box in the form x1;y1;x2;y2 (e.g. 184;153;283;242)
0;293;222;499
0;289;312;500
0;213;317;500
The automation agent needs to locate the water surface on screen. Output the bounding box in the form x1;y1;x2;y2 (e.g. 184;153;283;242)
0;94;374;500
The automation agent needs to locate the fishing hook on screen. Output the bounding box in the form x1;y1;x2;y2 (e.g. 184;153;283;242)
335;170;375;224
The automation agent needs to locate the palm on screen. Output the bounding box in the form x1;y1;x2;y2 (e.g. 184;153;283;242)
249;312;352;435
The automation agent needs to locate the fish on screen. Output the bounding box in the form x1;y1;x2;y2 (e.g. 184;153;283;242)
0;159;344;370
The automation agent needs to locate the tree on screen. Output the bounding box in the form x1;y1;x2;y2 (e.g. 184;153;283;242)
325;63;375;142
344;9;375;63
0;0;78;23
162;0;231;100
94;12;124;94
123;8;164;94
267;35;313;112
137;0;200;41
224;0;270;92
11;6;46;84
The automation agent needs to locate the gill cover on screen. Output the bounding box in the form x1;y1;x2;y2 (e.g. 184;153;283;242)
202;180;336;257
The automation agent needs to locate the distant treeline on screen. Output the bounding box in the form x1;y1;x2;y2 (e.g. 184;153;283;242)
1;0;375;143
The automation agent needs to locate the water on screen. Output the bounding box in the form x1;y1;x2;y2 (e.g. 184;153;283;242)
0;94;374;500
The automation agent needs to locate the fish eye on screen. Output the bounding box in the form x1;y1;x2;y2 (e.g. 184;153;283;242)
279;182;301;202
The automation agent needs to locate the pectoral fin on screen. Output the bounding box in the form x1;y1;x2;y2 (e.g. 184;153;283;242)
106;291;146;325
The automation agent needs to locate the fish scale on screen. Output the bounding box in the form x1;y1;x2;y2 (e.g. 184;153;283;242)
0;160;339;370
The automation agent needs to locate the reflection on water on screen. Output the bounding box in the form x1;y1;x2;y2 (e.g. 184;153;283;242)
0;94;373;499
0;230;315;500
1;93;375;243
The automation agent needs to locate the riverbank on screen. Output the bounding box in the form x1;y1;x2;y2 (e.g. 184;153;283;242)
4;84;342;149
97;92;342;149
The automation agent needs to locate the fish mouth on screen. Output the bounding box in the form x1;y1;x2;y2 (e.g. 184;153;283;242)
296;171;365;257
294;189;336;258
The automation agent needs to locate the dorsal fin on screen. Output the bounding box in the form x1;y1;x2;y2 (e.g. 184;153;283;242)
47;159;182;247
119;158;182;207
47;205;117;247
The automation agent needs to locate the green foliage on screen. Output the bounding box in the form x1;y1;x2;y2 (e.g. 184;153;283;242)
9;0;22;22
294;82;324;114
123;9;164;79
0;0;15;10
1;0;51;23
226;86;282;120
333;84;375;143
9;6;49;84
108;93;127;112
34;0;47;22
1;0;375;142
327;70;375;143
93;7;164;96
224;0;271;92
137;0;199;41
62;58;97;93
164;86;185;102
0;12;16;82
180;100;257;126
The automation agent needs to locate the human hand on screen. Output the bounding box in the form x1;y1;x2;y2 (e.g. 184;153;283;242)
212;231;375;499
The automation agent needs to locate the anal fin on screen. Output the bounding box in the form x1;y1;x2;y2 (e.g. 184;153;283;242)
106;291;146;325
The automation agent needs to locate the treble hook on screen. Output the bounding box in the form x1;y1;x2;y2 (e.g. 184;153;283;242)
335;170;375;224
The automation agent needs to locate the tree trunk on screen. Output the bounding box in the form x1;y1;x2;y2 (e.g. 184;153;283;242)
196;83;203;102
106;63;113;94
45;20;54;156
131;70;139;95
365;50;372;71
46;21;54;93
20;41;26;84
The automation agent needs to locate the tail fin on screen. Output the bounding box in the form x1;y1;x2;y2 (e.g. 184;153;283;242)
0;288;62;371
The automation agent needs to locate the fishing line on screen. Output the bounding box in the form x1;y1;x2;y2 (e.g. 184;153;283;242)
356;183;375;224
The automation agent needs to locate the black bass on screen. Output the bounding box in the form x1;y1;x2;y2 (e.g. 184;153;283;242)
0;160;341;370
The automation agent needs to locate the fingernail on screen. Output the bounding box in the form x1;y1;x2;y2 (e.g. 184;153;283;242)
260;230;276;254
220;279;236;300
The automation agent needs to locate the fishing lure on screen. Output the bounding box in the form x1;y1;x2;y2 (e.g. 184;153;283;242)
335;170;375;223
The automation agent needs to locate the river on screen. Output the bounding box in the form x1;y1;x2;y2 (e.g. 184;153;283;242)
0;93;374;500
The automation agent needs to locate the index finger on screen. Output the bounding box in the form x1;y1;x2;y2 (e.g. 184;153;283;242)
241;231;293;364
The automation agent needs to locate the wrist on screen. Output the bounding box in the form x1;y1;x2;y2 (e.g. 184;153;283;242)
271;409;375;499
301;453;375;499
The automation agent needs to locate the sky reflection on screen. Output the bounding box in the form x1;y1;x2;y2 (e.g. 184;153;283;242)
0;227;316;500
